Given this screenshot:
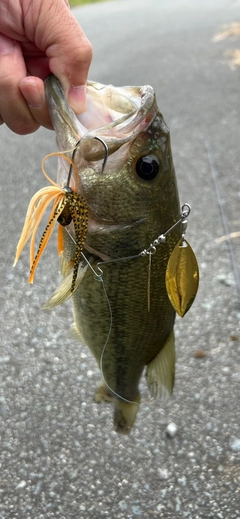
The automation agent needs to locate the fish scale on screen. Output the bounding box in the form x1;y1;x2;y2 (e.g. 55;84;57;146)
65;229;178;406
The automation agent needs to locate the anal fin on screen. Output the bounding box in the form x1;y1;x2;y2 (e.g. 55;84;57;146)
94;380;114;403
146;331;175;402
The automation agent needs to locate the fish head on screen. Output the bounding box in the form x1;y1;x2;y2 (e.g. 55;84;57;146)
45;75;179;257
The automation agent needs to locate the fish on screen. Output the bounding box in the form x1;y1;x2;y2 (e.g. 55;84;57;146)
15;74;183;434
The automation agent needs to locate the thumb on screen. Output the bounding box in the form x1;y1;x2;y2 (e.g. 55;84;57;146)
31;0;93;112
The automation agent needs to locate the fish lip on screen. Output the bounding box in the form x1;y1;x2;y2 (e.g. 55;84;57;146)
65;217;146;262
86;215;146;236
83;218;146;262
66;216;146;239
82;243;110;262
75;84;157;162
45;75;157;164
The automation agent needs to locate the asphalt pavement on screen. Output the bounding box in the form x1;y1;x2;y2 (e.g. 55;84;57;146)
0;0;240;518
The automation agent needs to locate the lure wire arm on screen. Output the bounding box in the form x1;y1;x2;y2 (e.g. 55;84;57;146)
140;203;191;256
65;203;192;272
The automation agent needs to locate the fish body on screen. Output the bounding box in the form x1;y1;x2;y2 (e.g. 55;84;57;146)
45;75;181;433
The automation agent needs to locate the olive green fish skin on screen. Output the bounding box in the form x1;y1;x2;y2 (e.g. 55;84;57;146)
45;75;181;433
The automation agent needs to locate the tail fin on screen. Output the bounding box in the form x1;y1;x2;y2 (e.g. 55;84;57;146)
113;394;141;435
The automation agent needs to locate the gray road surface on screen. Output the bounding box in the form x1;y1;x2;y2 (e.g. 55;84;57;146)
0;0;240;517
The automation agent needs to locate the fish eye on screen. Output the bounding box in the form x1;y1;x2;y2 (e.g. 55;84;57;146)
135;155;160;181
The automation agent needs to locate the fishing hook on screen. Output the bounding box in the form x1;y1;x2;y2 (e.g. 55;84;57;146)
66;139;81;188
66;136;108;186
94;136;109;173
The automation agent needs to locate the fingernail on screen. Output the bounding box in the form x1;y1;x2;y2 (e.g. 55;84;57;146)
20;78;42;109
68;85;86;113
0;34;15;55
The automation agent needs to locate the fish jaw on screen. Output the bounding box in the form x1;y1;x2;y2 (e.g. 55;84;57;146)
45;74;157;189
45;75;87;152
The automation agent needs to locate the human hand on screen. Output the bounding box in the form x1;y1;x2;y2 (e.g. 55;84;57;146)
0;0;92;134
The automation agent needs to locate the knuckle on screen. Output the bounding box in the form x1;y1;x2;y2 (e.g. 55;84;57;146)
82;39;93;62
7;115;39;135
69;38;93;67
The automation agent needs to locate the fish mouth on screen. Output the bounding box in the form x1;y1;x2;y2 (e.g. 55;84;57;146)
87;216;145;233
66;216;146;262
45;75;157;167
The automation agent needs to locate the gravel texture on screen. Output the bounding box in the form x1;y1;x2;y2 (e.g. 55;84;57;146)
0;0;240;517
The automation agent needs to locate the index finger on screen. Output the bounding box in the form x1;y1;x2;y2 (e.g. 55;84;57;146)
24;0;93;113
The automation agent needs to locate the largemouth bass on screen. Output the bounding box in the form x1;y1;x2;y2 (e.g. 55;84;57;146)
16;75;186;434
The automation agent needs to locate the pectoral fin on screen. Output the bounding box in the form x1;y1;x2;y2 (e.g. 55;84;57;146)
43;264;88;309
146;331;175;402
68;323;85;344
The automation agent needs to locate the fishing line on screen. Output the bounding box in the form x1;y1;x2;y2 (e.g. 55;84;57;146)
96;204;191;267
205;140;240;303
147;251;152;313
66;231;140;408
64;191;192;404
97;271;140;408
